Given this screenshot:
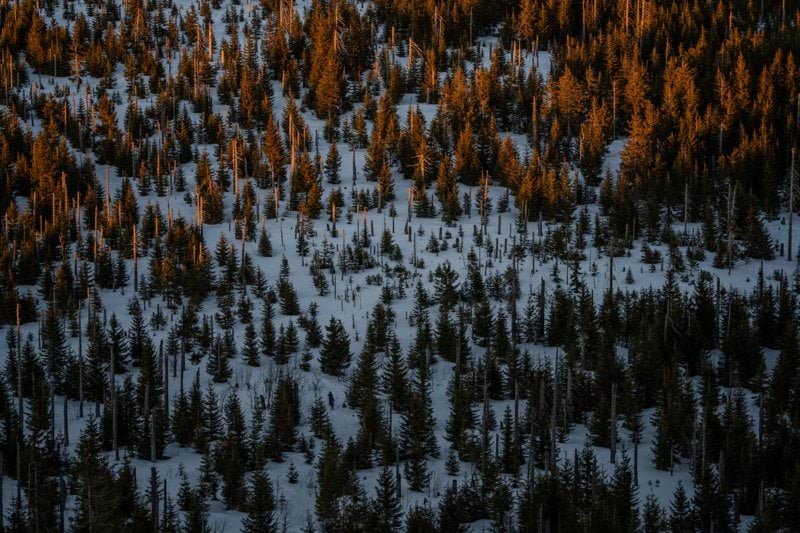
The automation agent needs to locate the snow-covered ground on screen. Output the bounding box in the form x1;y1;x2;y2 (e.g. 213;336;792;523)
1;1;793;531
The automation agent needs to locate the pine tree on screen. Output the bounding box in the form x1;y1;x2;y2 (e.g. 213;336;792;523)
315;54;343;118
401;354;439;474
383;334;410;413
276;321;300;364
404;446;431;492
71;415;117;531
287;461;299;483
242;322;261;366
347;347;379;413
220;433;247;510
198;383;224;451
438;481;465;532
580;99;610;186
405;504;438;531
325;141;341;184
445;448;460;476
128;297;151;367
266;373;300;459
183;488;212;533
258;227;273;256
300;302;324;348
500;405;520;475
199;445;220;500
454;123;480;186
206;338;232;383
375;464;402;530
316;438;344;531
641;492;667;533
436;157;461;223
241;467;277;532
667;482;694;533
320;317;352;376
309;393;335;442
260;300;277;359
691;463;736;532
277;257;301;315
444;363;475;450
610;449;639;532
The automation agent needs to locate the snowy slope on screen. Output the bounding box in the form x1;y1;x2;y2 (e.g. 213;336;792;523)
2;1;793;531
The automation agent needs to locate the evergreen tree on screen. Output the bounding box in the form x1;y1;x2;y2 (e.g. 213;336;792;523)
691;463;736;532
242;322;261;366
266;373;300;459
260;300;277;359
375;464;402;531
325;141;342;184
402;355;438;491
405;504;438;531
206;338;232;383
320;317;352;376
316;438;344;531
71;415;118;531
258;227;273;257
610;449;639;532
641;492;667;533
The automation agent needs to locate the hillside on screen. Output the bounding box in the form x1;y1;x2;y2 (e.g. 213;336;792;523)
0;0;799;531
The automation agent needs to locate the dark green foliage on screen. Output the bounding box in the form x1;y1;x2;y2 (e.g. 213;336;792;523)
242;468;277;532
266;373;300;460
320;317;352;376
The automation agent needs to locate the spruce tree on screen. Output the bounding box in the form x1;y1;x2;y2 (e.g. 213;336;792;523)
316;438;344;531
242;322;261;366
266;373;300;459
260;300;277;359
610;449;639;532
668;481;693;533
241;467;277;532
641;492;667;533
320;317;352;376
401;355;439;469
382;334;410;413
405;504;438;531
438;481;464;532
325;141;341;184
375;464;402;530
206;338;232;383
347;347;379;413
258;227;273;257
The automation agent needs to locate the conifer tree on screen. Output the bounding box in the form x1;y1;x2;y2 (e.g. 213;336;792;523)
641;492;667;533
242;322;261;366
206;338;232;383
401;355;439;465
454;123;480;186
691;463;736;532
266;373;300;459
436;157;461;223
382;334;410;413
309;393;335;442
438;480;464;531
71;415;117;530
277;257;301;315
325;141;341;184
610;449;639;532
316;438;344;531
260;300;277;359
405;504;438;531
258;227;273;257
347;347;379;413
299;302;324;348
320;317;352;376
